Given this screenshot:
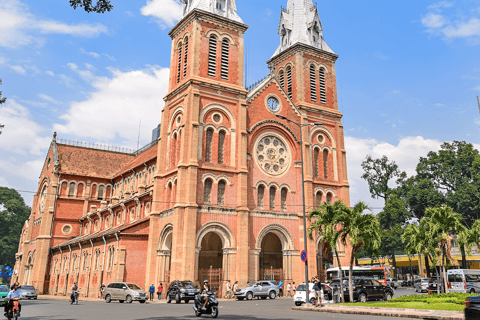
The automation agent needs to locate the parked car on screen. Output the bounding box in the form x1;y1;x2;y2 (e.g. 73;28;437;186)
414;278;430;293
293;283;329;306
18;285;37;299
234;281;279;301
386;278;399;289
103;282;147;303
448;269;480;294
329;278;394;302
465;295;480;320
0;285;8;306
166;280;199;304
427;277;444;293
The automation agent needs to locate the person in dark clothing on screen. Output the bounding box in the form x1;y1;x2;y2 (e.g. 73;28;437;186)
149;284;155;301
4;282;22;317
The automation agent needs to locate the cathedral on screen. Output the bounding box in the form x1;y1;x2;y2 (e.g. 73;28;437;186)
13;0;351;297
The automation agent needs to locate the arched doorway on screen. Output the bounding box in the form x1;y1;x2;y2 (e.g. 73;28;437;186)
260;233;284;282
157;225;173;288
198;232;223;293
317;240;333;282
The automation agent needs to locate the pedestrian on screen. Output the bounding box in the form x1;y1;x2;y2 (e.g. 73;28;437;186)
99;283;105;299
278;280;283;297
232;281;238;298
313;276;322;307
286;283;291;297
149;284;155;301
292;282;296;296
157;283;163;300
225;280;231;299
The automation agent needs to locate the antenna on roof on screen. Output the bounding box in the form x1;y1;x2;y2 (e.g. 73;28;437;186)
137;119;141;151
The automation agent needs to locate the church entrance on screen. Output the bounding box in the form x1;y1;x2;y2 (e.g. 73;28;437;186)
259;233;284;282
316;241;332;282
198;232;224;295
157;225;173;288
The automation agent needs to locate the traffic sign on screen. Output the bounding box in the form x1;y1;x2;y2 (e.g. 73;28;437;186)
301;250;307;262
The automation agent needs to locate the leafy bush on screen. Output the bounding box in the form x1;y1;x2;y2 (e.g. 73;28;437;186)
388;293;478;305
342;301;464;311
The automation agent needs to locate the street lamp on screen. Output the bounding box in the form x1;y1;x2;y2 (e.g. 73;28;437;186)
275;114;322;306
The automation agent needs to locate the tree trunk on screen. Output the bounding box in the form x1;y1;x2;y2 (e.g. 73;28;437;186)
435;265;440;295
334;249;345;303
391;248;398;279
409;257;414;283
443;249;448;294
460;245;467;269
349;248;356;303
425;255;431;278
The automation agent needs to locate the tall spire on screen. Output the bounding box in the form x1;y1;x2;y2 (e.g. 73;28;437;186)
179;0;243;23
272;0;334;58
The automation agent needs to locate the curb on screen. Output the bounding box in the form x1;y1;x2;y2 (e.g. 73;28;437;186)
291;306;465;320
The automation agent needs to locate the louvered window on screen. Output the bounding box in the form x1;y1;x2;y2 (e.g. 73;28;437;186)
208;36;217;77
218;130;225;164
205;129;213;162
310;65;317;102
319;68;326;104
221;39;229;80
204;179;212;204
177;43;182;83
323;149;329;179
326;193;332;204
258;186;264;209
98;185;104;200
316;192;322;208
314;148;319;178
286;67;292;99
269;187;276;210
183;37;188;78
68;182;75;197
279;71;284;89
218;180;226;206
281;188;287;212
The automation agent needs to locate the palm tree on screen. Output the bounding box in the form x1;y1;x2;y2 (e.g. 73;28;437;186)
426;206;466;293
458;219;480;255
308;200;348;302
336;202;382;302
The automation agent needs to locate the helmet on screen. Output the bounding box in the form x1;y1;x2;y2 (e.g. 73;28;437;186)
204;280;209;284
13;282;19;286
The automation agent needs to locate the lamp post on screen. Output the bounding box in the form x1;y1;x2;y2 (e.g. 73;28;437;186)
276;114;322;306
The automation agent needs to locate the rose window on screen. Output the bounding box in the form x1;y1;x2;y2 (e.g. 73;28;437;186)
255;135;290;176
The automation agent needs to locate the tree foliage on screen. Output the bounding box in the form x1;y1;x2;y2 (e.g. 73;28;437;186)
0;187;31;266
361;155;404;201
69;0;113;13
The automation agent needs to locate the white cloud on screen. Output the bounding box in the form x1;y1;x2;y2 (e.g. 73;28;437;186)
422;12;447;29
0;157;45;181
0;99;51;155
38;93;61;105
391;90;401;94
58;74;75;87
141;0;183;29
67;62;96;81
0;0;108;48
0;57;5;65
45;70;54;76
428;1;454;10
442;18;480;38
80;48;101;59
9;65;26;75
53;66;170;145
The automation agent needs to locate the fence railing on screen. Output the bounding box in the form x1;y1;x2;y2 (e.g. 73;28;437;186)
56;138;158;156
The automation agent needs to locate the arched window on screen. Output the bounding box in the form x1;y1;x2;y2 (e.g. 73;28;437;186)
53;258;58;275
130;208;135;222
183;37;188;78
310;65;317;102
177;42;182;83
217;180;226;206
204;179;212;205
326;193;333;204
269;187;276;211
205;129;213;162
258;186;264;209
77;183;84;198
208;36;217;77
107;246;115;270
94;249;101;271
171;133;177;167
323;149;329;179
63;256;68;274
68;182;75;197
98;185;104;200
71;254;77;274
314;148;319;178
221;39;229;80
82;251;88;272
316;192;322;208
218;130;225;164
286;66;292;99
279;70;284;89
281;188;287;212
319;68;326;104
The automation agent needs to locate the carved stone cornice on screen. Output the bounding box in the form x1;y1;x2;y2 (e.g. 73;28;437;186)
267;42;339;66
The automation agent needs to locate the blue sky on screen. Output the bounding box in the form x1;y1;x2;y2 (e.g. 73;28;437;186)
1;0;480;209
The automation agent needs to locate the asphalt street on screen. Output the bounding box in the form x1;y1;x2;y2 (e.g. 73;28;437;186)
13;291;417;320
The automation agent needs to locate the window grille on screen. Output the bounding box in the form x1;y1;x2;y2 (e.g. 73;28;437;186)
205;129;213;162
326;193;332;204
72;255;77;273
316;192;322;208
98;185;104;200
218;130;225;164
279;71;284;89
218;180;226;206
281;188;287;212
108;246;115;270
269;187;276;210
323;149;329;179
68;182;75;197
221;39;229;80
258;186;264;209
208;36;217;77
314;148;319;178
287;67;292;99
177;43;182;83
319;68;326;104
183;37;188;78
83;251;88;272
204;179;212;205
310;65;317;102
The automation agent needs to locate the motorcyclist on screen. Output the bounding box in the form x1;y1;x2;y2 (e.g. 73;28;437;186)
4;282;22;317
70;282;78;303
201;280;210;309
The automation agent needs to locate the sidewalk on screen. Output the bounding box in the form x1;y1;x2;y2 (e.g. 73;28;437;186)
291;304;465;320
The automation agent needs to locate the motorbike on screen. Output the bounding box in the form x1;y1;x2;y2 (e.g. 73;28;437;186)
5;300;20;320
193;291;218;318
70;291;79;305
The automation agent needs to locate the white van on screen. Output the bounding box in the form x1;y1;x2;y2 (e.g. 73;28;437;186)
447;269;480;293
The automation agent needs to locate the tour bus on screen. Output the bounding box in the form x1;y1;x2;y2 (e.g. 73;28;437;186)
326;266;387;285
447;269;480;293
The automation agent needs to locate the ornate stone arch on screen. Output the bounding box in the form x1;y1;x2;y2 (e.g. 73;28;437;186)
279;183;292;193
216;175;233;186
196;221;236;249
158;223;174;251
220;33;234;44
309;126;338;181
201;173;217;184
205;29;222;40
254;180;268;189
168;106;185;132
256;223;294;250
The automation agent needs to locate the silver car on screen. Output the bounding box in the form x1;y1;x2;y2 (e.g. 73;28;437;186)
18;285;37;299
103;282;147;303
234;281;279;300
414;278;429;293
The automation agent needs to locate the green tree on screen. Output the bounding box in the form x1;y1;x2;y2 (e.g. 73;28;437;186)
361;155;404;201
69;0;113;13
402;220;434;282
0;187;31;266
308;200;347;302
458;219;480;256
336;202;382;302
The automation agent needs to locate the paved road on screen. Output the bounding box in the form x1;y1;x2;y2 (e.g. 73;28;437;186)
17;297;407;320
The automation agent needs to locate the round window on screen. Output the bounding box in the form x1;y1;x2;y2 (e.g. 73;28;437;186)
212;113;221;123
62;225;72;235
176;115;182;125
267;97;280;112
255;134;291;176
317;134;325;144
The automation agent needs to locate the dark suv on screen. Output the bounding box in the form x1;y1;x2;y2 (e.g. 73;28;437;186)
166;280;200;304
329;278;394;302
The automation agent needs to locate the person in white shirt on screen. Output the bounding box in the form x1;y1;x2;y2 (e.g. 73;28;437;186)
4;282;22;316
225;281;231;299
232;281;238;297
286;283;292;297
